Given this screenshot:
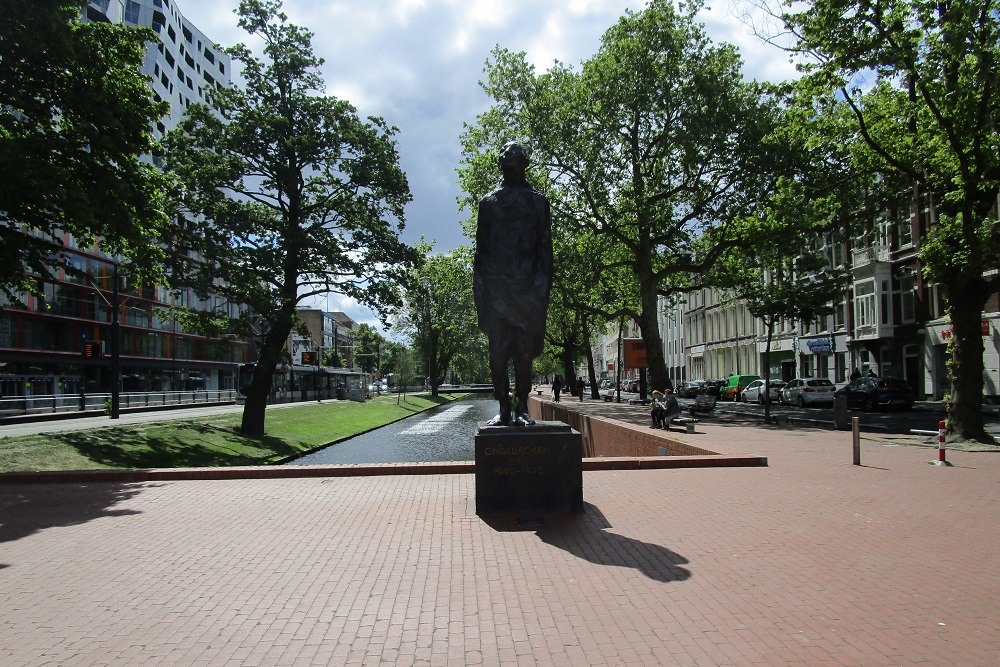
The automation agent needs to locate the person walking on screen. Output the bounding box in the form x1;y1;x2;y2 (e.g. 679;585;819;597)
576;376;585;401
552;375;563;402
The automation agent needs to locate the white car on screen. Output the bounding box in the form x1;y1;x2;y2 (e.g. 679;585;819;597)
741;379;786;404
780;378;836;406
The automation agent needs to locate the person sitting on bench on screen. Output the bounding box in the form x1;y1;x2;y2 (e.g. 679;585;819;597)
650;391;666;427
651;388;681;428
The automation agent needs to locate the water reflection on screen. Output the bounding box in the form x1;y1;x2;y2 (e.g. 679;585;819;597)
287;396;497;465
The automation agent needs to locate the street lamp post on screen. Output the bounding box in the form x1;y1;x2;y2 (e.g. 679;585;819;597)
110;264;121;419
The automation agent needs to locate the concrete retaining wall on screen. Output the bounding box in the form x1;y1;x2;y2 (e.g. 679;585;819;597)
528;397;718;458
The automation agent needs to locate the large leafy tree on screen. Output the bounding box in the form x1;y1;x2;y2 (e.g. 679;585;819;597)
165;0;419;436
459;0;782;392
0;0;171;299
396;247;482;396
780;0;1000;441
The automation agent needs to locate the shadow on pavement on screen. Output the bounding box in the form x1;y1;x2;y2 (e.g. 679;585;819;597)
0;482;144;549
531;502;691;583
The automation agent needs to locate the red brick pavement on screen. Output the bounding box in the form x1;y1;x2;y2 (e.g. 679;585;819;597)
2;420;999;665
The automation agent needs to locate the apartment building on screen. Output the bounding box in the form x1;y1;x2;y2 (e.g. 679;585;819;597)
295;309;358;369
683;189;999;400
0;1;240;399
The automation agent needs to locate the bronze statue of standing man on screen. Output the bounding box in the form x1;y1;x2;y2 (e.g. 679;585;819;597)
473;142;553;427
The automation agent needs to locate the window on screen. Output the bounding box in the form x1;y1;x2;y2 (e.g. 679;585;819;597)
124;0;140;23
899;276;915;323
897;208;913;247
880;280;891;325
167;25;176;42
855;280;876;327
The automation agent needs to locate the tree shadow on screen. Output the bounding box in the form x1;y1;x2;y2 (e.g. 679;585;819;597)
0;482;145;550
49;423;301;468
487;502;691;583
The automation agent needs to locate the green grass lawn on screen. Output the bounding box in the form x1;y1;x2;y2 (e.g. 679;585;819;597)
0;393;465;473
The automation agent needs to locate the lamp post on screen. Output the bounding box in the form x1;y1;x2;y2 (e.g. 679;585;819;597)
110;264;121;419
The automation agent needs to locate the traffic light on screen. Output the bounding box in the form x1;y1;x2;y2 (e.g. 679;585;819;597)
301;351;317;365
82;341;104;358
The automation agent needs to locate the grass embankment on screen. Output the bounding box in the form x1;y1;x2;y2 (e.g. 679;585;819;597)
0;393;464;473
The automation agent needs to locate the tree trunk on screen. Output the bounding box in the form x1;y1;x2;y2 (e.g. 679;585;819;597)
583;317;600;398
637;279;669;391
946;277;992;442
763;318;775;423
241;315;294;437
562;350;576;396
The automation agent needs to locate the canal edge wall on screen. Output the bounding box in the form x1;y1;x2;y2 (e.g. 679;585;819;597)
528;396;730;458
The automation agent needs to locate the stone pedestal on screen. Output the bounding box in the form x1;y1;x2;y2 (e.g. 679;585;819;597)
475;421;583;517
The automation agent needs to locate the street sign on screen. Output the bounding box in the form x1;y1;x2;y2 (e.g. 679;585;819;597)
82;341;104;358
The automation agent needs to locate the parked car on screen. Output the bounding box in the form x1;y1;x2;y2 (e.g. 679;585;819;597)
679;381;702;398
703;379;726;397
835;376;914;411
780;378;836;406
722;374;761;401
741;379;787;404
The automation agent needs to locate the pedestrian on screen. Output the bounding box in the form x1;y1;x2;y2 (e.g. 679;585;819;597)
868;368;878;377
650;390;666;428
850;367;861;381
577;376;585;401
662;387;680;426
552;374;563;402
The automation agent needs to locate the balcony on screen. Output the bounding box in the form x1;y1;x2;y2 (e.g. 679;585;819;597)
852;245;890;269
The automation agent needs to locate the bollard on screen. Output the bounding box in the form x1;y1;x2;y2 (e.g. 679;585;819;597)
938;420;946;462
930;419;953;466
852;416;861;465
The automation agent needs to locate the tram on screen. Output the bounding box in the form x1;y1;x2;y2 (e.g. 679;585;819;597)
237;362;372;402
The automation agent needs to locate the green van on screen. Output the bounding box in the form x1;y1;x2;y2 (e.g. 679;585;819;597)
722;374;760;401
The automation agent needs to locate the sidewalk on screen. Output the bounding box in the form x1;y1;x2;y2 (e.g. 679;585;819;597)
2;404;999;664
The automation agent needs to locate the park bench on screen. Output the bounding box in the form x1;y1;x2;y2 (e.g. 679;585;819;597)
689;390;718;417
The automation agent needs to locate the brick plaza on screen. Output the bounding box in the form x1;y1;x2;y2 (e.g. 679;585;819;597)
2;408;999;665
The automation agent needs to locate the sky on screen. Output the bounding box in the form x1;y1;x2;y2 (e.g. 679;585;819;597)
173;0;796;336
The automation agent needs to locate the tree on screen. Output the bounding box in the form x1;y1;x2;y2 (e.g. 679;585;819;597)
715;178;850;421
779;0;1000;441
165;0;419;436
0;0;171;300
459;0;782;393
351;323;384;375
395;247;483;396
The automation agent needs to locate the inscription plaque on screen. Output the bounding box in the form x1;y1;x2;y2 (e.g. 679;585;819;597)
475;421;583;517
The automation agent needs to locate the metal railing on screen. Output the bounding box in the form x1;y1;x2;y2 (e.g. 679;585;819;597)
0;390;238;418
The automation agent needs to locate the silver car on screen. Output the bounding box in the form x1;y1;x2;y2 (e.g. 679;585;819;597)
780;378;836;406
741;379;786;404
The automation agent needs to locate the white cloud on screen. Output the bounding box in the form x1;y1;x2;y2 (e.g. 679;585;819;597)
175;0;795;268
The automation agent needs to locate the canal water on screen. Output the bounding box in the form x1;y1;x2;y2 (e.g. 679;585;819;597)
286;395;498;465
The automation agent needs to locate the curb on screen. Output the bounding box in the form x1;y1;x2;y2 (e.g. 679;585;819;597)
0;454;767;485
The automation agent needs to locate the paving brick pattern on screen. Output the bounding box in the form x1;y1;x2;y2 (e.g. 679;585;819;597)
2;418;999;665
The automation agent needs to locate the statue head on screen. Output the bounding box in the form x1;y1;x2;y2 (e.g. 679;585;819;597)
498;142;530;181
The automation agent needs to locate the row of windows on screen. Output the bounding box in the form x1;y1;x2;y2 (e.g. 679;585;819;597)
0;313;246;363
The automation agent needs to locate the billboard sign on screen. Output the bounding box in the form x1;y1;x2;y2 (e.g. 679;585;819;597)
623;338;647;370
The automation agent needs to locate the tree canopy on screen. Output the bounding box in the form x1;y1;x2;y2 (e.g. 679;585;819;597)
459;0;783;392
0;0;171;300
395;247;482;395
780;0;1000;441
165;0;419;436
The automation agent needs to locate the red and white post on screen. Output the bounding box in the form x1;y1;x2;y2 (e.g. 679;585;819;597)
936;419;948;465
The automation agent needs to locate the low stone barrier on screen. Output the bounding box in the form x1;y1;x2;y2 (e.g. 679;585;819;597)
528;396;718;458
